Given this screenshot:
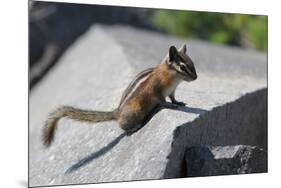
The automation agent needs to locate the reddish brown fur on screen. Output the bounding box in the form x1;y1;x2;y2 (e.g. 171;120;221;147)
117;61;179;130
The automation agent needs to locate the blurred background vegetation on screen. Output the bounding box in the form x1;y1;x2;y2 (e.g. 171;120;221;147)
29;2;268;89
151;10;267;52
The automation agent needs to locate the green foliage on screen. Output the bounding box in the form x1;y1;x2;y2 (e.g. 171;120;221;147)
152;10;267;51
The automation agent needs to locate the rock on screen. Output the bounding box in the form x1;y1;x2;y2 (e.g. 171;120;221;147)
29;25;267;187
178;145;267;177
163;88;267;178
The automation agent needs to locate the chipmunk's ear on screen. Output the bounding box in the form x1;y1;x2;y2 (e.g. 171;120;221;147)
180;44;187;54
169;46;178;62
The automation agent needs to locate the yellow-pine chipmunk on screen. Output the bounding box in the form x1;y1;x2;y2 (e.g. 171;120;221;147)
43;44;197;147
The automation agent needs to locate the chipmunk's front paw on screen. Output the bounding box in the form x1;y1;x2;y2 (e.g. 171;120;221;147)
172;101;186;106
170;103;180;109
161;102;179;109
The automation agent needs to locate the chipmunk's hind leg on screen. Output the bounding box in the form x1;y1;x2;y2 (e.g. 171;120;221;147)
125;104;163;136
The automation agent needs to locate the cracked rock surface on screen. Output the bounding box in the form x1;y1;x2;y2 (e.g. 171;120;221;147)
29;25;267;187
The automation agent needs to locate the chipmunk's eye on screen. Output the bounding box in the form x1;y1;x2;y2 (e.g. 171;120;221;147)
180;64;186;71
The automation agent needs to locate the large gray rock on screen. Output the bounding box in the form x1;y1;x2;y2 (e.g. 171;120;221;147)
165;145;267;178
29;25;267;187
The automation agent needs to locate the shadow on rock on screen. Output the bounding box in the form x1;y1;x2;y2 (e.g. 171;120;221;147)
181;146;267;178
65;104;207;174
65;132;127;174
175;106;208;115
164;88;268;178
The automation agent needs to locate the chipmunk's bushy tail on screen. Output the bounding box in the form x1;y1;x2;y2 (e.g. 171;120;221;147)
42;106;117;147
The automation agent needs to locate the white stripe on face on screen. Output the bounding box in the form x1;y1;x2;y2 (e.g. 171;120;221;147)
179;62;194;78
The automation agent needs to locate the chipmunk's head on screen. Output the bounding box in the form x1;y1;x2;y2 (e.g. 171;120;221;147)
167;44;197;81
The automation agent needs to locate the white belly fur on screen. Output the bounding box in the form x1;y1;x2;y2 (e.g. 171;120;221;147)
162;79;182;97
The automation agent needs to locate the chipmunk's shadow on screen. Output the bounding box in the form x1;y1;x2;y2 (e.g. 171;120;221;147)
174;105;208;115
65;104;207;174
65;132;127;174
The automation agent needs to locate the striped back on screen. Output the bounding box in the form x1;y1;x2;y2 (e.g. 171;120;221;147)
118;68;154;108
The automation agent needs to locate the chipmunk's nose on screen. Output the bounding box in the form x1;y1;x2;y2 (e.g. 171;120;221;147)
193;74;197;80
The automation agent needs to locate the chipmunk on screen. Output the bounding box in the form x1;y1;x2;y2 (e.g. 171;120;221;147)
43;44;197;147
